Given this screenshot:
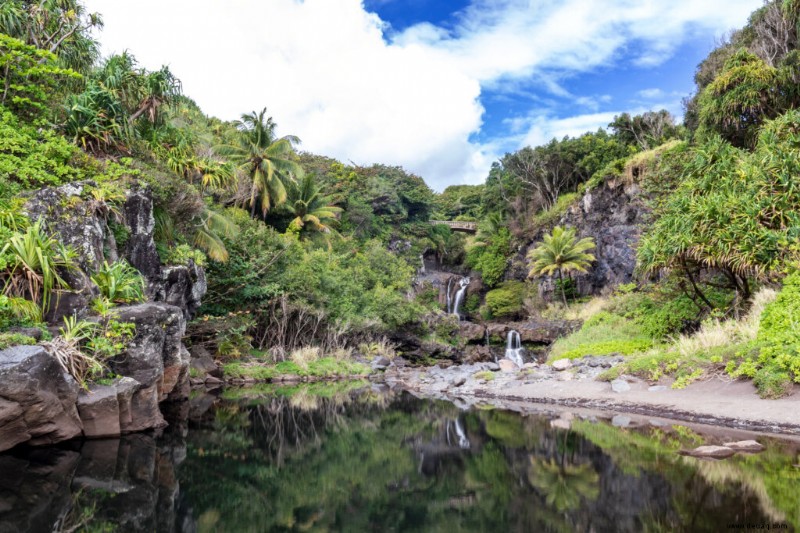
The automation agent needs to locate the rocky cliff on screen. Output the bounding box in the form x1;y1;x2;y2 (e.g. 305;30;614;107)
0;182;205;452
511;177;650;297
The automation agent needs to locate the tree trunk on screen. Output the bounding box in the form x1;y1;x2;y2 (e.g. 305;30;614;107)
558;269;567;306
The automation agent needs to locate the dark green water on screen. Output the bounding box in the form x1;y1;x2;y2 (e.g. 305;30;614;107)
0;383;798;532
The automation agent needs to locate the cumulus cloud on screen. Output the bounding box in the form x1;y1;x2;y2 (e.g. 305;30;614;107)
83;0;761;190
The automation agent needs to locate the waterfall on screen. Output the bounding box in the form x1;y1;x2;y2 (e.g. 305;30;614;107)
505;330;524;367
452;277;470;318
445;277;453;314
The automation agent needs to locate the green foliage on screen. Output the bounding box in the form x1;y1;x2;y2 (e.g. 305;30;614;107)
0;108;88;188
549;312;652;361
696;49;790;148
465;227;511;288
729;271;800;397
0;34;81;119
1;220;74;317
163;244;206;267
85;319;135;359
91;260;145;304
640;112;800;299
531;192;579;229
219;108;303;216
0;332;36;350
484;281;525;318
528;226;595;304
433;184;484;220
223;357;369;380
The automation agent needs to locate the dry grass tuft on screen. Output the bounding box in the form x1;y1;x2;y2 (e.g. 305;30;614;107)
674;288;777;357
289;346;322;369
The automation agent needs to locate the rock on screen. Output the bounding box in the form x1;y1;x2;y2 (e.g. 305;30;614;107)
150;262;207;320
123;188;161;279
77;384;121;438
463;345;493;363
611;379;631;393
436;360;454;369
205;376;223;385
552;359;572;371
458;321;486;342
648;385;668;392
25;182;106;274
498;359;519;373
190;353;219;376
558;372;574;381
682;445;736;459
723;440;765;453
125;382;165;433
522;362;538;369
372;356;391;371
0;345;83;452
451;376;467;387
45;290;89;323
484;362;500;371
612;415;631;428
108;303;186;400
391;357;408;368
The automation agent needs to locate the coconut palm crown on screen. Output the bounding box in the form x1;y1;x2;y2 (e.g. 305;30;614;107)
527;226;596;304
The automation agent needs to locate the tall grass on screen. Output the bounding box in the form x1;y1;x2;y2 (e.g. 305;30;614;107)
673;288;777;357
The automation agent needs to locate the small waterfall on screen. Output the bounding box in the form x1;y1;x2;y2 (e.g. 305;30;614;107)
452;277;470;318
445;277;454;314
505;330;524;367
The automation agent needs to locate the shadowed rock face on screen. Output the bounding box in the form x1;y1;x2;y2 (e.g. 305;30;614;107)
510;179;649;297
0;346;82;452
6;183;203;451
0;433;186;533
0;302;190;452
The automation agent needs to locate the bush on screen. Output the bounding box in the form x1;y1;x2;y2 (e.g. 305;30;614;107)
732;271;800;397
465;227;511;288
485;282;525;319
91;261;146;304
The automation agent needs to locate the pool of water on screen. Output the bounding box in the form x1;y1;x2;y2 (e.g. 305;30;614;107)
0;383;798;532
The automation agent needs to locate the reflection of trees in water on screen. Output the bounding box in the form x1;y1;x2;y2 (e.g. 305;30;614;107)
179;389;791;532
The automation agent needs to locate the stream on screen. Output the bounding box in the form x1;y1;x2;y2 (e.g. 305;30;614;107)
0;383;797;532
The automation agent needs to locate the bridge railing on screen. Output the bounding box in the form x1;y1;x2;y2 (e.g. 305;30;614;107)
429;220;478;232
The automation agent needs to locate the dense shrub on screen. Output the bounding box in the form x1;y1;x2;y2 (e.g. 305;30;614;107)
485;281;525;318
465;227;511;288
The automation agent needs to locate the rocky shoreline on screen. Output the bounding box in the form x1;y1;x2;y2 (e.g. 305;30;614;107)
377;356;800;437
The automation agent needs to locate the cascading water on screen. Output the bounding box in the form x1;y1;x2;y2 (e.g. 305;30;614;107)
452;277;470;318
445;277;454;314
505;330;524;367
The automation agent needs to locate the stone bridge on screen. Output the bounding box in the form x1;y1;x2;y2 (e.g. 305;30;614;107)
429;220;478;233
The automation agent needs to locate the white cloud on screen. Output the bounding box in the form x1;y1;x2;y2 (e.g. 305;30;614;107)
637;88;665;99
83;0;762;190
518;111;620;148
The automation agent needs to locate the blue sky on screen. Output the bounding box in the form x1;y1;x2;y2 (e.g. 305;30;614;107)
85;0;762;190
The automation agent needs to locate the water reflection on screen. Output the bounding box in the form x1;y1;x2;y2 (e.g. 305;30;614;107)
0;384;798;532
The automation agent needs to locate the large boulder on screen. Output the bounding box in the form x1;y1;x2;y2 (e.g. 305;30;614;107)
123;188;161;280
25;182;106;274
0;346;83;452
109;303;187;402
458;321;486;343
150;262;207;319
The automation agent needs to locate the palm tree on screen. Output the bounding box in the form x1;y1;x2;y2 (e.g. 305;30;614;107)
527;226;595;305
285;174;342;237
219;108;304;217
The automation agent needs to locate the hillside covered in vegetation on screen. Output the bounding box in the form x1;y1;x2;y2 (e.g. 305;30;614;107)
1;0;799;401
